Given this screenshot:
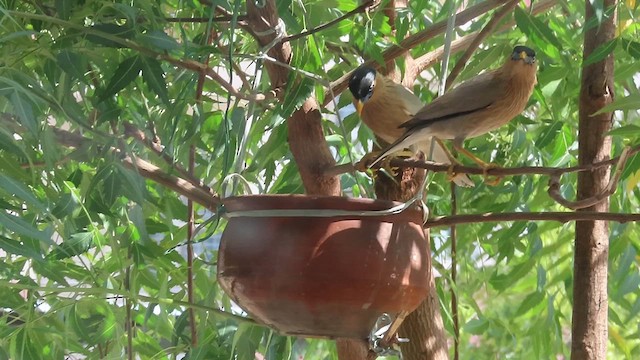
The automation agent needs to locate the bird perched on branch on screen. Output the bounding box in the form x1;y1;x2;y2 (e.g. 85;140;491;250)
354;45;537;185
349;67;475;187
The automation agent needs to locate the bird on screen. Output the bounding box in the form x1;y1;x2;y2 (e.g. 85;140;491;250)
349;67;475;187
364;45;537;183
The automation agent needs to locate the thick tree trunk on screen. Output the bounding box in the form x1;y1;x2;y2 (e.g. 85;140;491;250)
398;274;449;359
572;0;616;358
374;153;449;360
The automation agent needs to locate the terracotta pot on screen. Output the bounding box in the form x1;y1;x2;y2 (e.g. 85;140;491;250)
217;195;429;339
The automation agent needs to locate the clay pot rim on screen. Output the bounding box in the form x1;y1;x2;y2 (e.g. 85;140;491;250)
222;194;424;223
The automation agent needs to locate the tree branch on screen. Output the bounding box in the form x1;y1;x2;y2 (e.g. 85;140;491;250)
247;0;341;196
425;212;640;228
281;0;380;43
445;0;519;90
324;143;640;177
123;122;212;194
48;127;221;210
165;15;248;23
410;0;556;81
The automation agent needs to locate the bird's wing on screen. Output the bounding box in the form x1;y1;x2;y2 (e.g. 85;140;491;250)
389;82;424;115
399;70;502;129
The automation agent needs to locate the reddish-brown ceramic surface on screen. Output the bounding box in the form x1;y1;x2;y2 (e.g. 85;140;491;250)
217;195;429;339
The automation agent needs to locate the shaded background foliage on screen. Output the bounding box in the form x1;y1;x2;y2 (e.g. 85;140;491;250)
0;0;639;359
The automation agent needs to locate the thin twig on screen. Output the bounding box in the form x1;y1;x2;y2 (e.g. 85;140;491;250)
187;145;197;346
425;212;640;228
445;0;519;90
47;126;221;209
165;15;248;23
324;143;640;177
547;147;631;210
123;122;212;193
410;0;557;84
124;264;133;360
281;0;380;43
450;182;459;360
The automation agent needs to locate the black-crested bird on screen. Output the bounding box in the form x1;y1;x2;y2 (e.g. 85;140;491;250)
366;46;537;181
349;67;475;187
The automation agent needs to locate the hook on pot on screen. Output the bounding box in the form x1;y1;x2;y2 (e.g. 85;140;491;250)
369;313;409;359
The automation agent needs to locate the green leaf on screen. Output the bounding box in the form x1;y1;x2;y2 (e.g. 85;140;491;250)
47;232;94;259
306;36;323;70
55;0;74;20
115;164;146;205
0;212;52;245
463;317;489;335
621;38;640;59
0;30;37;43
591;94;640;115
279;77;314;119
85;24;135;48
583;38;618;66
489;259;536;292
534;121;563;149
0;129;26;156
516;291;545;316
56;50;88;80
0;173;46;212
69;299;117;344
232;324;264;360
9;91;37;135
137;30;180;50
100;55;142;101
607;124;640;137
141;57;169;104
51;192;79;219
0;235;43;260
513;7;562;56
621;153;640;180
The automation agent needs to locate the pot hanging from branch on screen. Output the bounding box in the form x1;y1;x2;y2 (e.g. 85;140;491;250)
217;195;430;339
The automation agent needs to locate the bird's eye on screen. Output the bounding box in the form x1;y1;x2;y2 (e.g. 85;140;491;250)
359;84;374;103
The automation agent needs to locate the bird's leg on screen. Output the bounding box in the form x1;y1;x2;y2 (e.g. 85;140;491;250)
355;151;380;172
434;138;464;182
380;150;414;176
453;143;502;186
355;150;414;176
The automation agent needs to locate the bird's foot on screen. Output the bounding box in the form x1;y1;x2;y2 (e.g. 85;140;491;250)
482;163;502;186
380;150;415;177
380;156;400;177
355;151;380;172
446;164;458;183
356;150;414;176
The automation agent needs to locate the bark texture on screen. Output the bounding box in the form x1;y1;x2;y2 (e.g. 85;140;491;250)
246;0;340;196
572;0;616;358
398;272;449;360
375;152;449;360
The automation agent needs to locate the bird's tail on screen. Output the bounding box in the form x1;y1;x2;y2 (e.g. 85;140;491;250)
367;131;417;168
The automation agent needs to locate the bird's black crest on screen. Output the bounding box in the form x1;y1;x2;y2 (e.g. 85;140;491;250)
348;66;376;102
512;45;535;58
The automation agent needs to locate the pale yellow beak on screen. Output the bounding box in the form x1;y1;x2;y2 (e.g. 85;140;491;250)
519;51;527;60
355;100;364;116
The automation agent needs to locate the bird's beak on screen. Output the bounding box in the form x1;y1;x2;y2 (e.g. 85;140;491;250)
519;51;527;60
355;100;364;116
